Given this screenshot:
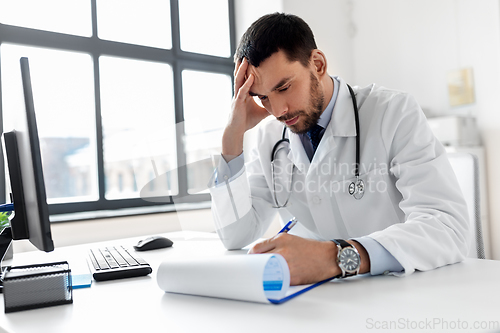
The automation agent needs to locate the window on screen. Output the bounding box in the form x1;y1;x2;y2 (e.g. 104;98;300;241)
0;0;235;217
1;44;98;204
99;56;177;200
0;0;92;37
181;69;232;194
96;0;172;49
178;0;230;57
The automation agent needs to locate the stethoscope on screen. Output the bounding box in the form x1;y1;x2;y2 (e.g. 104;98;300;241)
270;84;364;208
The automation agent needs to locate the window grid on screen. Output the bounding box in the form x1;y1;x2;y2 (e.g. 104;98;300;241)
0;0;236;216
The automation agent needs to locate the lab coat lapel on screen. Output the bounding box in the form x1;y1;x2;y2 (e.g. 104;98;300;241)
310;79;357;171
309;123;336;170
287;131;310;174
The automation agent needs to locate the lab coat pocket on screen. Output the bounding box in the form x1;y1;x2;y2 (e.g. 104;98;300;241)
334;168;401;237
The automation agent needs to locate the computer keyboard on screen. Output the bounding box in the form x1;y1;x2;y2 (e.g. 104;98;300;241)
87;246;152;281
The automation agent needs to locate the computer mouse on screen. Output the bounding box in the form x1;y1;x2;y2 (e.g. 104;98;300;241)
133;236;173;251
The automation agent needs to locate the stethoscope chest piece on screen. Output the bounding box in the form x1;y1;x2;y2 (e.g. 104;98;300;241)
348;177;365;200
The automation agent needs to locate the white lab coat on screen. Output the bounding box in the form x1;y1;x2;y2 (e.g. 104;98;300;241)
209;77;469;275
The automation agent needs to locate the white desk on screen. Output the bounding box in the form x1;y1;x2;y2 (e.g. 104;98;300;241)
0;231;499;333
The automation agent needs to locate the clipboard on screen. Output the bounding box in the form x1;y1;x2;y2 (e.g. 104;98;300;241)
157;253;335;304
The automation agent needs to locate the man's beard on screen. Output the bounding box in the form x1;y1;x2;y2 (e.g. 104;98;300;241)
278;72;324;134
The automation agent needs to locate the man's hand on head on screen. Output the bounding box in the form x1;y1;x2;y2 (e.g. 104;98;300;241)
222;58;269;162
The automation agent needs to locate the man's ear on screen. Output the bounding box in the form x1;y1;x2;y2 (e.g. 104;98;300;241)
310;49;328;76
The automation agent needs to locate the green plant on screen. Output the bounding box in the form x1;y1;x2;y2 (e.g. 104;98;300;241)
0;211;11;229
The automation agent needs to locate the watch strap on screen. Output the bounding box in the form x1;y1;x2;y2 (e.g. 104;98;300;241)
333;239;352;249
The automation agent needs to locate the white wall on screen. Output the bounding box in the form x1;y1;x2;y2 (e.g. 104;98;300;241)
250;0;500;259
350;0;500;259
283;0;356;81
234;0;283;40
352;0;500;118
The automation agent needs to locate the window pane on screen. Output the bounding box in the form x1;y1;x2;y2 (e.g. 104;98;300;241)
97;0;172;49
178;0;231;57
182;70;232;194
0;0;91;37
99;57;177;200
1;44;97;203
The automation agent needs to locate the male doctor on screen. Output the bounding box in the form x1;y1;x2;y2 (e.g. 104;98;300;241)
208;13;469;285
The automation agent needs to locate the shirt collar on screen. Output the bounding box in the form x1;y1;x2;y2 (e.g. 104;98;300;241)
328;76;357;137
316;76;339;130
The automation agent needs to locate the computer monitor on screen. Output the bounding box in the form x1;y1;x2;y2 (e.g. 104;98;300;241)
0;57;54;274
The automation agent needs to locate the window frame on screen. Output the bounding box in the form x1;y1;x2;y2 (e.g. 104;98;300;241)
0;0;236;217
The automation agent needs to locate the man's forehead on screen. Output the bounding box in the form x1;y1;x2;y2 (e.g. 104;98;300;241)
246;58;299;96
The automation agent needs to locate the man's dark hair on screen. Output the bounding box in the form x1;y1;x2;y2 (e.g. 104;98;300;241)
234;13;317;68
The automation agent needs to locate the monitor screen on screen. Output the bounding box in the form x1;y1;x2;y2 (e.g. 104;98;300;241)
1;57;54;253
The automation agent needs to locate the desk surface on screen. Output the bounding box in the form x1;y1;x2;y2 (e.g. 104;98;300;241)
0;231;499;333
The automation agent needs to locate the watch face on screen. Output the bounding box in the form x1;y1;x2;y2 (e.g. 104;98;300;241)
339;248;360;272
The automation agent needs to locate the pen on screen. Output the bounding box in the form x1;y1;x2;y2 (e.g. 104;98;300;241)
277;217;298;234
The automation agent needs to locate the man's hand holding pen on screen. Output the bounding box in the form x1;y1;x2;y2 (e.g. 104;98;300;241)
248;217;370;285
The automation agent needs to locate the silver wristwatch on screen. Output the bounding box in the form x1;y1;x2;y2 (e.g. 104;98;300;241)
332;239;361;278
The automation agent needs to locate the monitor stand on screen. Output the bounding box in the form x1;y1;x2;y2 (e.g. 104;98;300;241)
0;227;14;293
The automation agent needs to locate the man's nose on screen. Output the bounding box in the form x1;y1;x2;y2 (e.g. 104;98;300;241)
269;96;288;118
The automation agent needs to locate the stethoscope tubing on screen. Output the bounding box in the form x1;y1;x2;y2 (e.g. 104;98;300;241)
347;84;360;179
270;83;364;204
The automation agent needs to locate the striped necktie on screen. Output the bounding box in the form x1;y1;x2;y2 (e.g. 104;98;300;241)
306;124;323;152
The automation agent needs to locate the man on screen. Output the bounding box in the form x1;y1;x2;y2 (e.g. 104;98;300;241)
208;13;469;285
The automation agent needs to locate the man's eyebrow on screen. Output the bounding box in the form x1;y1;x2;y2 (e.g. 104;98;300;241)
249;77;293;97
